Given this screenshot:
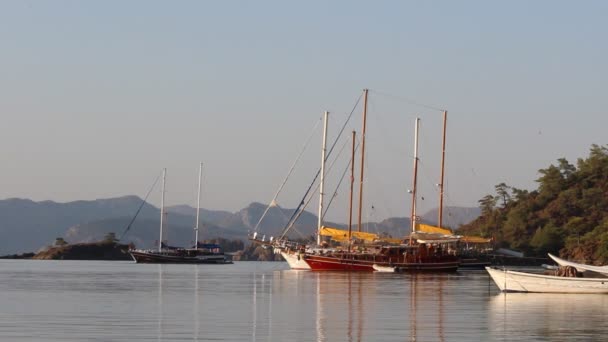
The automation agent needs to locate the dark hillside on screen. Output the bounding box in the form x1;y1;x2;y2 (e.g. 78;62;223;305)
458;144;608;264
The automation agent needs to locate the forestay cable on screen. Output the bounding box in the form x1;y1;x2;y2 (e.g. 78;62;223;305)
119;171;162;241
279;92;364;236
252;116;323;233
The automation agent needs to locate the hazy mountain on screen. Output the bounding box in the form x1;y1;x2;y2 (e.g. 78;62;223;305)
0;196;156;254
64;217;242;250
166;205;233;224
0;196;480;254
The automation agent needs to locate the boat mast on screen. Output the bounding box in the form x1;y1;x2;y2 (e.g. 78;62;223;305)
438;111;447;228
348;130;356;253
159;168;166;252
195;162;203;250
317;111;329;245
357;88;368;232
410;118;420;234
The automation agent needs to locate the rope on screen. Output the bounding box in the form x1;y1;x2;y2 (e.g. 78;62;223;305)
252;116;322;232
323;139;360;219
279;131;353;239
119;171;162;241
279;91;363;236
371;89;446;112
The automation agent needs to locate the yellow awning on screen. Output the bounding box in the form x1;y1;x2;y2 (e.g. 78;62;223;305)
319;226;378;242
415;223;453;235
460;235;492;244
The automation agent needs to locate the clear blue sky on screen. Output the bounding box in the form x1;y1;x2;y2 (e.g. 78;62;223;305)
1;1;606;225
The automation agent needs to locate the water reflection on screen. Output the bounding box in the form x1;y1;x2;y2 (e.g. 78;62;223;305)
408;274;446;342
490;293;608;341
2;261;608;341
193;265;199;342
308;272;450;342
157;264;163;342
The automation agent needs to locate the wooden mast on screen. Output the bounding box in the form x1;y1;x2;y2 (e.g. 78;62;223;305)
357;89;368;232
410;118;420;234
159;168;166;252
194;162;203;249
317;111;329;245
438;111;447;228
348;130;356;252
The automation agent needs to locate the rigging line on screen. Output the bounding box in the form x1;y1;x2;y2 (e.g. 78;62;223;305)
252;115;323;233
280;92;363;235
323;140;360;220
371;89;446;112
288;224;308;240
119;171;163;241
279;133;352;239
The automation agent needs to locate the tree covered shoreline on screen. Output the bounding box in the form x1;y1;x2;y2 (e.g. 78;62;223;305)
457;144;608;264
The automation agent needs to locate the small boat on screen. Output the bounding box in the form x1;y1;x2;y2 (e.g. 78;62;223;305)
130;166;232;265
485;266;608;293
130;244;232;264
548;253;608;276
372;264;396;272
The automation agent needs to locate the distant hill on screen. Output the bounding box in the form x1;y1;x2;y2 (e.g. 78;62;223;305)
0;196;480;254
166;205;233;224
0;196;156;254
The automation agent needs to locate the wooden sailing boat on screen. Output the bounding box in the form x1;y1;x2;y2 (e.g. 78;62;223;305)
130;166;233;264
304;114;460;272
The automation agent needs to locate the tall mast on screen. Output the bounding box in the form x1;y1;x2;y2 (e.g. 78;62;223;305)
348;130;356;253
195;162;203;249
317;111;329;245
438;111;447;228
159;168;166;252
410;118;420;234
357;88;368;232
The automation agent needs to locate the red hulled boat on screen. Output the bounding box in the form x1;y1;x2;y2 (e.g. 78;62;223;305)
304;245;459;272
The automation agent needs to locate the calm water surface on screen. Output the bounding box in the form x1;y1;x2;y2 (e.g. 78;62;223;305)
0;260;607;341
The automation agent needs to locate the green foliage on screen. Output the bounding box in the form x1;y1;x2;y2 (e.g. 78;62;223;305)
530;223;563;256
458;145;608;263
478;194;497;217
495;182;511;208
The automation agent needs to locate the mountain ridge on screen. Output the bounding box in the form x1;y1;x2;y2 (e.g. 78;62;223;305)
0;196;480;254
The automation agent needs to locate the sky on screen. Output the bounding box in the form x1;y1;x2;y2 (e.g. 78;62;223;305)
1;1;607;225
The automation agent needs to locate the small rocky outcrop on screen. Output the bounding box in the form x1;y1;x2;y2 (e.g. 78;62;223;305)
32;242;132;260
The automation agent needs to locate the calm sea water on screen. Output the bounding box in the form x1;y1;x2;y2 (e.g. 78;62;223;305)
0;260;607;341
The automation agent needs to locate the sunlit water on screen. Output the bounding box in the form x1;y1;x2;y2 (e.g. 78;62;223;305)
0;260;607;341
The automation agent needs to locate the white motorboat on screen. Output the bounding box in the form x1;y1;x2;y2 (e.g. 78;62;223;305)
486;266;608;294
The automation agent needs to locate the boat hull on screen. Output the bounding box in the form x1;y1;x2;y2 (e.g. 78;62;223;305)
280;250;311;270
486;266;608;293
130;250;233;264
305;254;460;272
